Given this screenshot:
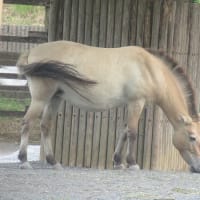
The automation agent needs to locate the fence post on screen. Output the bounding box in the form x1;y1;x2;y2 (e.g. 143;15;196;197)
0;0;3;25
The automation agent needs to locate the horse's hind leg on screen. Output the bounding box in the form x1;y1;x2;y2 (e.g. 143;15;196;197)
40;95;62;169
18;100;45;169
113;99;145;169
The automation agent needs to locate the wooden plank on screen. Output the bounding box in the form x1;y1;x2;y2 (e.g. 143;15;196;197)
76;109;87;167
121;0;131;46
69;0;79;42
62;102;73;166
135;0;147;46
0;0;2;25
106;108;117;169
91;0;101;46
91;112;101;168
0;90;30;99
142;104;154;169
4;0;50;6
84;0;93;45
77;0;86;43
0;73;25;79
0;85;28;91
69;106;79;167
129;0;138;45
0;35;47;43
136;107;146;167
113;0;123;47
98;110;109;169
54;101;65;163
0;110;25;117
99;0;108;47
63;0;72;40
106;0;115;47
48;0;60;41
84;111;94;168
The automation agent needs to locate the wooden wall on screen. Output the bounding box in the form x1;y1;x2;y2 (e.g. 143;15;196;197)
48;0;200;171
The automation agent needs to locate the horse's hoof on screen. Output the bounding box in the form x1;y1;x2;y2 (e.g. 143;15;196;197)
128;164;140;170
19;162;33;169
53;162;63;170
113;164;126;170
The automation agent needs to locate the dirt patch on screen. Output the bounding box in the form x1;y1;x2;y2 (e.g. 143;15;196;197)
0;118;40;144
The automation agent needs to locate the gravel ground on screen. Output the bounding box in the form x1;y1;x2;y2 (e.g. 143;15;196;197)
0;162;200;200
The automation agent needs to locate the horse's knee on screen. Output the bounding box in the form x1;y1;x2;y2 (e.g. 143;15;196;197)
40;122;49;137
127;128;137;140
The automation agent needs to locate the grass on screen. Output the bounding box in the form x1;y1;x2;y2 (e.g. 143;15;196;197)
0;97;30;112
193;0;200;3
2;4;45;26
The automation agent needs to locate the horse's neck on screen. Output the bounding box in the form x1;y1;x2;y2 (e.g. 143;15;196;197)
157;72;190;129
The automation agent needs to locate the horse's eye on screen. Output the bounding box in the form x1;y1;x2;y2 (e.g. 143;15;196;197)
189;135;196;142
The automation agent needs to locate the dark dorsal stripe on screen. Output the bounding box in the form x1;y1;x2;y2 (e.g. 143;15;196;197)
146;49;199;121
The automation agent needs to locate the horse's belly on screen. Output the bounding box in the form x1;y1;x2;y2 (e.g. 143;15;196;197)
61;84;126;111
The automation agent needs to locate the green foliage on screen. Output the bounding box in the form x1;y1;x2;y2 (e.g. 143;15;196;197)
193;0;200;3
3;4;45;25
0;98;30;112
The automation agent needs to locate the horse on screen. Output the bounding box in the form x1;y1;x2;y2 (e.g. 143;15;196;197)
16;40;200;172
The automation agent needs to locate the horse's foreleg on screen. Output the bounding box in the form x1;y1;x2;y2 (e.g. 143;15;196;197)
40;95;62;169
18;101;44;169
125;100;145;170
126;127;140;169
113;125;128;169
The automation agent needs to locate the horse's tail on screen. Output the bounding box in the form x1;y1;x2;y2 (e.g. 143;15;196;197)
17;60;97;85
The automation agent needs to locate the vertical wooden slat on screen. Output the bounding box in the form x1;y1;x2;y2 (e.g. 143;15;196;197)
91;0;101;46
106;0;115;47
106;108;117;169
99;0;108;47
69;106;79;166
76;109;87;167
48;0;60;41
137;108;146;167
77;0;86;43
98;110;109;169
54;101;65;163
129;0;138;45
121;0;131;46
61;102;73;166
69;0;79;42
84;0;93;45
142;104;154;169
84;112;94;168
91;112;101;168
113;0;123;47
63;0;72;40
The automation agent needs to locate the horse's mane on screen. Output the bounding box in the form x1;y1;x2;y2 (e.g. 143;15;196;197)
147;49;199;121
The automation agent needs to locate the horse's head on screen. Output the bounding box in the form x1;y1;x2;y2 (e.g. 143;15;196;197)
173;116;200;173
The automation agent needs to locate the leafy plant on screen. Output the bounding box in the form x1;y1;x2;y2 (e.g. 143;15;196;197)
193;0;200;3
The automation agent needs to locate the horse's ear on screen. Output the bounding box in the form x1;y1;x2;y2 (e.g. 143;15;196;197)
178;115;192;125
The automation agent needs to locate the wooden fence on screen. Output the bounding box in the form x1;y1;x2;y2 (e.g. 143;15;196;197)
47;0;200;171
0;25;47;117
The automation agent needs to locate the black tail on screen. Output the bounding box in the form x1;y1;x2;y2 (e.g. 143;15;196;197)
18;61;97;85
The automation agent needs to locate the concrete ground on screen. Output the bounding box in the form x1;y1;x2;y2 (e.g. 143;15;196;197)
0;162;200;200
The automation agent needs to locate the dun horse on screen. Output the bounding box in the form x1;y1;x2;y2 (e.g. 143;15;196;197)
17;41;200;172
